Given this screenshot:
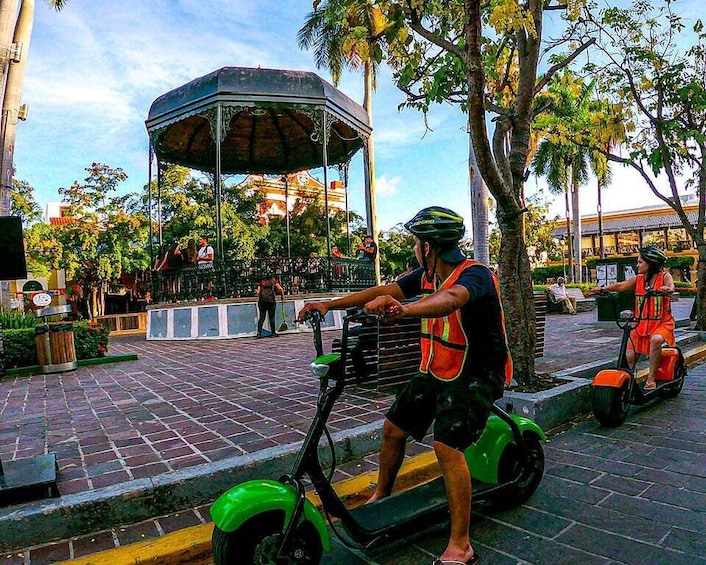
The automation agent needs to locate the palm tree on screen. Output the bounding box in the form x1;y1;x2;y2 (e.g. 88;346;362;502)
297;0;385;282
0;0;68;215
532;73;596;282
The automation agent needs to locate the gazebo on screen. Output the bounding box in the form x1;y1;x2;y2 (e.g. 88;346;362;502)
143;67;373;340
145;66;372;261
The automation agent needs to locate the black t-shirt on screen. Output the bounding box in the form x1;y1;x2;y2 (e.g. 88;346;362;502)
397;264;508;376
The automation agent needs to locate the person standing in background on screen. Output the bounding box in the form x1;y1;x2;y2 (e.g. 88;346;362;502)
256;273;285;338
196;236;214;268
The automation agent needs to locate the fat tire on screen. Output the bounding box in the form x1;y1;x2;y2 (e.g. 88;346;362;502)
593;384;630;427
488;433;544;510
212;511;323;565
661;359;686;399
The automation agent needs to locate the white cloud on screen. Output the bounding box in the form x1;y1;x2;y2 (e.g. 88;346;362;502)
375;175;401;197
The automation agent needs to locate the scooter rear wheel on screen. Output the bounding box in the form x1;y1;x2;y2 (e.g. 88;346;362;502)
593;383;630;427
660;359;686;399
212;511;323;564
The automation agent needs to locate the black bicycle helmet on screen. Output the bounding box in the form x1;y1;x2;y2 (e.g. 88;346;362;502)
639;245;667;267
404;206;465;246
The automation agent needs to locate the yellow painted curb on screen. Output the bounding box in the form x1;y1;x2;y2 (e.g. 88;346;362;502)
55;451;440;565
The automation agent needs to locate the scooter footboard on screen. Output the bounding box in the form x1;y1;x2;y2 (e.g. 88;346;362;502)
465;414;546;484
593;369;631;388
210;479;331;551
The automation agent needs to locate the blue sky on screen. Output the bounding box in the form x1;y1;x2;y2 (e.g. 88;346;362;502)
14;0;693;233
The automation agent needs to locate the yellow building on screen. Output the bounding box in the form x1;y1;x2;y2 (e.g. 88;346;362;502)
552;199;699;259
239;171;347;225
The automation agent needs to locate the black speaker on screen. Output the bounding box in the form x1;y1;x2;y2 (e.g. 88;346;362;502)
0;216;28;280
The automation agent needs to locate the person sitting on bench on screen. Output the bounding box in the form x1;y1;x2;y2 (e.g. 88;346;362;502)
548;277;577;314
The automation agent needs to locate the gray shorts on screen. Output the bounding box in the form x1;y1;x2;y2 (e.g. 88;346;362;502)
386;370;503;451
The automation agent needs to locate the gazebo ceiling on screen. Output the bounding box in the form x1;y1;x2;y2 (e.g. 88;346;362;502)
145;66;371;174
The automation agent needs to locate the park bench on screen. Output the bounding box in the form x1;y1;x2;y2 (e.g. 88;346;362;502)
337;293;547;393
546;287;596;314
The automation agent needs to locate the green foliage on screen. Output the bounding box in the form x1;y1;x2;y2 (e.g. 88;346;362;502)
73;320;110;359
665;255;695;269
674;281;696;297
1;328;37;368
377;224;415;280
585;255;695;270
258;186;363;259
53;163;151;316
533;282;593;296
531;265;567;284
489;193;561;266
10;178;43;227
0;308;37;329
1;320;110;369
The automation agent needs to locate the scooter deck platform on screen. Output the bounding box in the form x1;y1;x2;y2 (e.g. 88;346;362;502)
348;475;497;534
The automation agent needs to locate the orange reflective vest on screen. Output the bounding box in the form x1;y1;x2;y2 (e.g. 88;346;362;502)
419;259;512;383
635;272;671;337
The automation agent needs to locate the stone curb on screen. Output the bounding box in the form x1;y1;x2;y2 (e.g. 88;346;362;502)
0;422;383;551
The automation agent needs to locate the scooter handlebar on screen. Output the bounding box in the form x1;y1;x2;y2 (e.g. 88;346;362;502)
301;309;323;325
343;307;381;324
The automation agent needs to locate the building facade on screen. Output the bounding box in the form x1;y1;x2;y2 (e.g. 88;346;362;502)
238;171;347;225
552;196;699;259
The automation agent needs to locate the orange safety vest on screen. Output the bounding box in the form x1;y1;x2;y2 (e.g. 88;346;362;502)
635;272;671;337
419;259;513;383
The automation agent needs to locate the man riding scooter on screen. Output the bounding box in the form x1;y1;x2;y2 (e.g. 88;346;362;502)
299;206;512;565
592;245;675;390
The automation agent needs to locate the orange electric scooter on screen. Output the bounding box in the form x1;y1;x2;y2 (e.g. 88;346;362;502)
591;289;686;427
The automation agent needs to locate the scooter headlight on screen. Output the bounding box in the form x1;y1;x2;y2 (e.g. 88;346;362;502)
619;309;634;320
310;362;330;378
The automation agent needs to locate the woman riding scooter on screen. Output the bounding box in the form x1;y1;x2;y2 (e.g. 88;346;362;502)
592;246;675;390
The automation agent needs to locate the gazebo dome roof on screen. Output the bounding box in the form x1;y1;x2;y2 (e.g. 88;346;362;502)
146;66;371;174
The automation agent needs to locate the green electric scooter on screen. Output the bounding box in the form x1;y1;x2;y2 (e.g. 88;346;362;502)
210;309;546;564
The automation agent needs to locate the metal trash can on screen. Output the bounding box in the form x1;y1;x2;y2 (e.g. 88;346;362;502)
35;305;77;373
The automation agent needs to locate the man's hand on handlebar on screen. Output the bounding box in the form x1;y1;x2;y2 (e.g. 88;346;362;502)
363;295;404;323
297;302;329;323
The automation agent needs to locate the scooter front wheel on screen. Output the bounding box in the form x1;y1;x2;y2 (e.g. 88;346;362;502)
212;511;323;564
593;383;630;427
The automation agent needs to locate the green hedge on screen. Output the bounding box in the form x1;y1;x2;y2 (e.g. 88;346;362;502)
674;281;696;297
1;320;110;369
533;283;594;296
531;265;567;284
584;255;695;269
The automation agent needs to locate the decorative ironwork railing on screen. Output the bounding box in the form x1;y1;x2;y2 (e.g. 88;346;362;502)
150;257;376;303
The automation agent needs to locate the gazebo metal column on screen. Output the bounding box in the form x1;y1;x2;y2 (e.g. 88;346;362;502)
213;104;224;261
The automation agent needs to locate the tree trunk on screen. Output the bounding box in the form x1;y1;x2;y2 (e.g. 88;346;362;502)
571;179;582;283
0;0;33;216
464;0;536;383
695;243;706;332
362;61;380;284
468;122;489;265
597;178;604;258
564;189;573;281
497;212;536;381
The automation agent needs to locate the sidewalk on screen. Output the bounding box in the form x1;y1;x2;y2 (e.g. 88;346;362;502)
0;298;702;562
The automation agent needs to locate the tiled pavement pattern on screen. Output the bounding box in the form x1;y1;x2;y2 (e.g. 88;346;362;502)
0;332;389;496
1;298;703;563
